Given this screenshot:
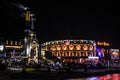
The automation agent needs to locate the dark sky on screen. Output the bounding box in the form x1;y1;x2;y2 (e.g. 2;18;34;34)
0;0;120;48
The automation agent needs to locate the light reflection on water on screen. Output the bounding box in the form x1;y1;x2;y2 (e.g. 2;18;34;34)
66;73;120;80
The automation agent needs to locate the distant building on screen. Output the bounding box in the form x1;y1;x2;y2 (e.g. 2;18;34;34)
109;49;120;67
41;40;97;63
96;41;112;67
0;39;119;67
96;41;111;60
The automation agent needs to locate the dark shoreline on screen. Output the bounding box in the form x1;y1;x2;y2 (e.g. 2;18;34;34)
1;68;120;80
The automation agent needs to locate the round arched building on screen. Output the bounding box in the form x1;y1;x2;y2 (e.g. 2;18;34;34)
41;40;98;63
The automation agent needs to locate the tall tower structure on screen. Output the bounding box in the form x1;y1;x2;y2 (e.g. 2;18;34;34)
24;8;39;63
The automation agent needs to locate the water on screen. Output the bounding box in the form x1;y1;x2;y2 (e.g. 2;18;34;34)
66;73;120;80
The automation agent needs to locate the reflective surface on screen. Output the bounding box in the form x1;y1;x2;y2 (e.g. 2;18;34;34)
66;73;120;80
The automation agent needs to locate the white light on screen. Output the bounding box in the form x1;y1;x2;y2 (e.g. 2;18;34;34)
0;45;4;51
58;57;61;59
88;56;99;59
93;43;96;46
24;7;28;10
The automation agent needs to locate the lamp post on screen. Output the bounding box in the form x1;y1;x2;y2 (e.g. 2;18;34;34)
0;42;6;63
0;45;4;51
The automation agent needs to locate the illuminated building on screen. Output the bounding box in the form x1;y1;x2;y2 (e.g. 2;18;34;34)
1;8;40;64
96;41;112;67
41;40;97;63
0;39;118;67
110;49;120;67
0;40;23;64
23;8;39;63
96;41;111;60
5;40;23;57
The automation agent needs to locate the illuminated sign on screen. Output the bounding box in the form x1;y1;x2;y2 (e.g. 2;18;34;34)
110;49;119;59
97;41;110;46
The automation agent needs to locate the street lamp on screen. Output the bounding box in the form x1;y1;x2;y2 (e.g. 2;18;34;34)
0;45;4;51
0;44;6;63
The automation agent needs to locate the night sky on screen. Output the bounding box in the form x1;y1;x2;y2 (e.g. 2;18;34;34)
0;0;120;48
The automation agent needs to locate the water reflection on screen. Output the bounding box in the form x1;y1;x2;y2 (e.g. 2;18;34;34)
66;73;120;80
